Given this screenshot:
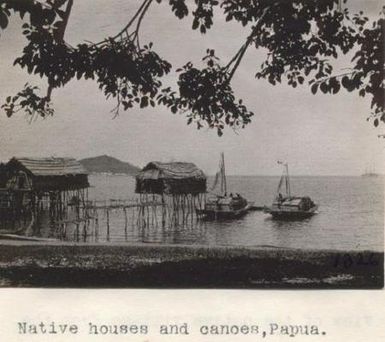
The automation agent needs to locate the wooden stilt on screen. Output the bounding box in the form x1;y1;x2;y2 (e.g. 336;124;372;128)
124;207;128;241
106;208;110;241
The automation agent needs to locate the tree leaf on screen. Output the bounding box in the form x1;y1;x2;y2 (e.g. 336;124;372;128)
311;83;318;94
0;12;8;29
140;96;148;108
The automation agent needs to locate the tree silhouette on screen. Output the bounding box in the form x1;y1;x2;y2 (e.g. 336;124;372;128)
0;0;384;136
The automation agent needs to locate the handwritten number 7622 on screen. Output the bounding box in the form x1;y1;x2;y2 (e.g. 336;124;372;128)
333;253;379;269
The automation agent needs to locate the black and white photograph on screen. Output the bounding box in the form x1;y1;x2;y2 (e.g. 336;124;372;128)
0;0;383;289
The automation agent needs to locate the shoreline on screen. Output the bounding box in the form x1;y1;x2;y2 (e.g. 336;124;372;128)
0;235;383;253
0;240;383;288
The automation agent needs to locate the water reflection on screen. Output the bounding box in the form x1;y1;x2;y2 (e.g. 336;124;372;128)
1;175;383;251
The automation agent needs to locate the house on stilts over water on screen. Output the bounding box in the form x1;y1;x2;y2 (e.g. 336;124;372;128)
135;161;206;224
0;157;89;223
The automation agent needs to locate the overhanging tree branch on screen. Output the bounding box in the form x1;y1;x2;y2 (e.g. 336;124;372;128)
46;0;73;102
93;0;153;47
225;6;270;83
1;0;383;135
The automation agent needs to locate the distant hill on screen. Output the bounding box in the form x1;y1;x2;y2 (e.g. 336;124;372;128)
79;155;140;176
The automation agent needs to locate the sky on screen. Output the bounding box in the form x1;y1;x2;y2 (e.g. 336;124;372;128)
0;0;384;176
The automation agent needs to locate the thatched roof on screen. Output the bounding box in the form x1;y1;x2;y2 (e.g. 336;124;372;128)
5;157;89;191
136;161;206;194
8;157;87;176
137;162;205;180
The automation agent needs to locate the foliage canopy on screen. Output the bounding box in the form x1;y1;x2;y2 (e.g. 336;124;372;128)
0;0;384;135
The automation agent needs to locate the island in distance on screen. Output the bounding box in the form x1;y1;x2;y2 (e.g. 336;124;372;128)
79;155;140;176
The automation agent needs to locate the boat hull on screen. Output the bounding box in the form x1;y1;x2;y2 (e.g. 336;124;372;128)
197;204;251;220
264;205;318;220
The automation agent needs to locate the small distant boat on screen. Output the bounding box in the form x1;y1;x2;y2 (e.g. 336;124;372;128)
197;153;250;219
361;172;379;178
264;162;318;220
361;164;379;177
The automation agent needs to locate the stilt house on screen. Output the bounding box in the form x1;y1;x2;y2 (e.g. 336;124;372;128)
135;161;206;195
0;157;89;216
5;157;89;192
135;161;207;215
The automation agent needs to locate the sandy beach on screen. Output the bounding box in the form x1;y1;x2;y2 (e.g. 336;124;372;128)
0;239;382;288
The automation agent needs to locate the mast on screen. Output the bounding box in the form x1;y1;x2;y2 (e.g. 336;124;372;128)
285;163;291;198
221;152;227;195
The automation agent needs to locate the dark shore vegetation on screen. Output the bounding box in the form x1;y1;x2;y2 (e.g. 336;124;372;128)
0;242;382;288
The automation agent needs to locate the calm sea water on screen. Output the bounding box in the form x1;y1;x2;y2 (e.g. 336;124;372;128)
74;174;384;251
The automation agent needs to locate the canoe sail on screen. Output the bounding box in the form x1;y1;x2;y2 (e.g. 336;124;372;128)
277;161;291;197
210;152;227;196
